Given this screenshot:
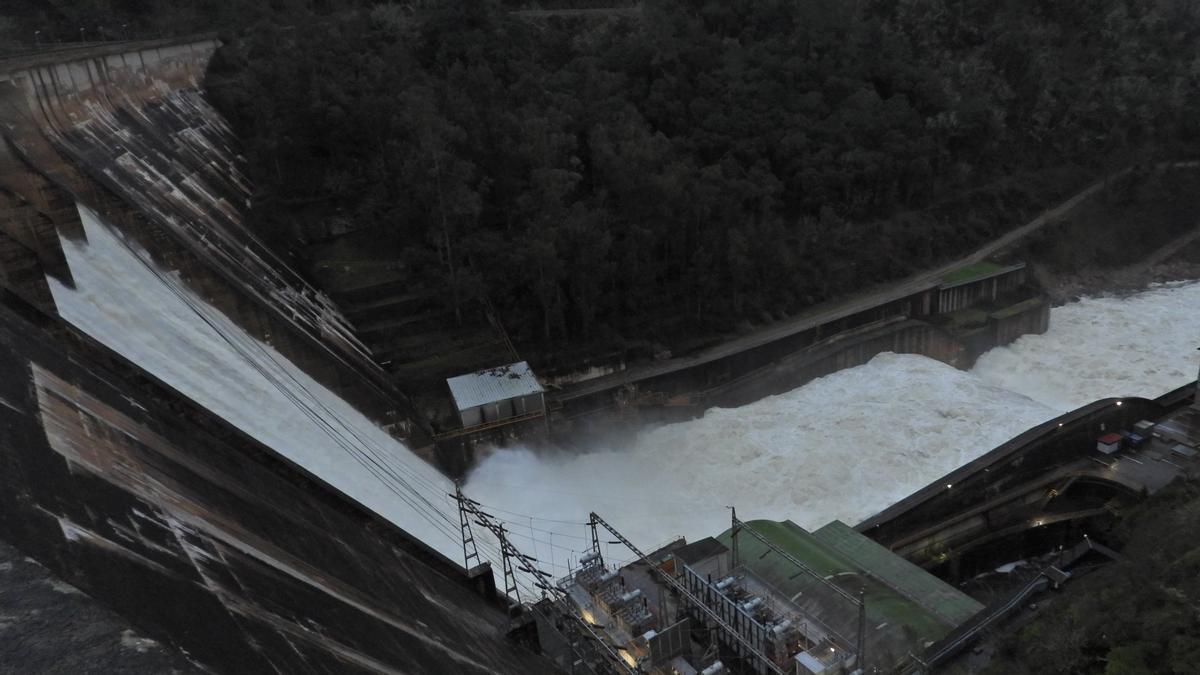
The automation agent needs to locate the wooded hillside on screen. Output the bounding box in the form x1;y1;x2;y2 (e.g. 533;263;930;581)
978;478;1200;675
6;1;1200;356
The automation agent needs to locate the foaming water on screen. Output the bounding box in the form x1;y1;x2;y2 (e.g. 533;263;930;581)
973;282;1200;410
468;282;1200;561
467;354;1056;566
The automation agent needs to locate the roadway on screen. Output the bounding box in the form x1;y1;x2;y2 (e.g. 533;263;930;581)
883;407;1199;563
0;34;219;75
553;169;1121;403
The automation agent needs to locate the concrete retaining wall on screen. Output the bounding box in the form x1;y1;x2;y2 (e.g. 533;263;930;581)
711;319;967;409
935;265;1027;314
551;290;1050;441
0;302;552;674
856;394;1174;549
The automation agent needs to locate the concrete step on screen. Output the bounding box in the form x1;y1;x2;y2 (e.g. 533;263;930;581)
387;339;513;382
356;311;450;338
332;278;416;305
371;327;495;363
344;290;436;318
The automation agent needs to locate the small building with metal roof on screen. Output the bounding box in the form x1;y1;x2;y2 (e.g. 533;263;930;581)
446;361;545;429
1097;432;1123;455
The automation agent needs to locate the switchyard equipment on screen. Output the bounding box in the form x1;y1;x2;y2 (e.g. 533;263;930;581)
549;511;984;674
452;485;637;675
583;509;830;672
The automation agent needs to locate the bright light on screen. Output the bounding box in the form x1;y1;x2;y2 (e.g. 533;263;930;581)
946;483;953;489
1116;401;1123;406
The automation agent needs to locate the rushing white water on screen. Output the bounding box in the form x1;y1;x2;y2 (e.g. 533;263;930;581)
49;205;465;561
47;203;1200;580
972;281;1200;410
466;356;1058;562
467;282;1200;569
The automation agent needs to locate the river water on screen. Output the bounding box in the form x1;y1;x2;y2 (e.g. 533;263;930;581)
464;282;1200;570
46;207;1200;578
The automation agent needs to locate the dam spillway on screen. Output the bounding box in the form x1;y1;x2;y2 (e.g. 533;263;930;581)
49;204;465;559
34;213;1196;666
0;228;556;673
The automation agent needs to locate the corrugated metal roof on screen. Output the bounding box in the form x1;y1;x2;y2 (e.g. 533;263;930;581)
446;361;544;411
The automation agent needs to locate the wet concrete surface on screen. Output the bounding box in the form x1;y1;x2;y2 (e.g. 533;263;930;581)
0;539;204;674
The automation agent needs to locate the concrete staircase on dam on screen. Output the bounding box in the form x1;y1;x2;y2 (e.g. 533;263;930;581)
329;274;516;396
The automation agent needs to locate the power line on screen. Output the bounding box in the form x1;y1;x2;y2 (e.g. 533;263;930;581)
78;218;649;644
97;224;465;549
453;485;637;675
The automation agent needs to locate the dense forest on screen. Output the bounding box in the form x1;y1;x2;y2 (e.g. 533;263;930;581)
979;479;1200;675
4;1;1200;354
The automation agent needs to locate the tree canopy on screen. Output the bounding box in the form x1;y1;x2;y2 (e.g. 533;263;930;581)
980;479;1200;675
6;1;1200;356
202;0;1200;353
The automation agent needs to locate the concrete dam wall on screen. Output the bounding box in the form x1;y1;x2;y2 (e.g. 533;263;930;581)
0;38;560;674
0;37;433;450
0;300;553;674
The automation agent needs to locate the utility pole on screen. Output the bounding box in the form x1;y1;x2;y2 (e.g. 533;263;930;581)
498;524;521;608
453;482;482;572
730;506;740;569
1193;346;1199;411
589;515;604;566
590;512;787;675
857;587;867;673
451;488;638;675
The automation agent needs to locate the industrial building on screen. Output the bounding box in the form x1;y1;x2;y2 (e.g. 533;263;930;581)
447;360;547;429
554;514;982;674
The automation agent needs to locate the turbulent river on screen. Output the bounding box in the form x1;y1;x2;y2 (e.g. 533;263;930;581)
49;206;1200;579
464;282;1200;570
